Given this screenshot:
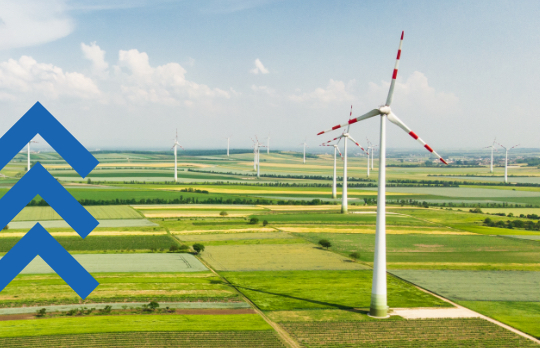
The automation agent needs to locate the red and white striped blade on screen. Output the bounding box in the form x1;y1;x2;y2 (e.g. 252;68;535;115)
387;112;448;165
316;109;381;136
346;105;353;133
385;31;404;107
336;145;343;159
346;134;367;154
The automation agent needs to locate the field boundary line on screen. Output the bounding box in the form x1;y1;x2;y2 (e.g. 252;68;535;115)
390;272;540;344
194;254;300;348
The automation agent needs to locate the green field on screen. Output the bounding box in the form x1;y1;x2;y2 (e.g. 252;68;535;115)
0;272;237;307
0;235;176;253
391;270;540;301
202;244;368;271
0;314;270;337
457;301;540;339
13;205;142;221
16;254;208;273
282;318;538;347
223;270;450;311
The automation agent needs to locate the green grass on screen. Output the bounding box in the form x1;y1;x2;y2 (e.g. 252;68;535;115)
223;270;451;311
176;232;295;241
266;309;403;323
249;213;433;226
180;238;307;246
281;318;539;347
202;244;368;271
391;270;540;301
0;314;270;338
0;272;238;307
0;331;286;347
12;205;142;221
457;301;540;339
0;235;176;253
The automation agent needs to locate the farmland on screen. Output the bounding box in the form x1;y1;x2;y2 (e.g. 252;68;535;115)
0;151;539;346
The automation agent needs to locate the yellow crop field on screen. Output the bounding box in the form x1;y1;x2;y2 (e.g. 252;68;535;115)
132;204;266;210
173;228;277;234
280;227;475;235
0;231;167;238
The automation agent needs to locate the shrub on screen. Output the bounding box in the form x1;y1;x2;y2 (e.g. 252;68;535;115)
169;245;179;252
220;211;228;216
36;308;47;317
249;218;259;224
148;301;159;310
319;239;332;250
263;220;268;226
99;305;112;315
193;243;205;254
349;252;361;260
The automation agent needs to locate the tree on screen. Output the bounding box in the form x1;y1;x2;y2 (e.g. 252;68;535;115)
349;252;361;260
169;245;179;252
220;211;228;216
319;239;331;250
148;301;159;311
193;243;205;254
262;220;268;226
249;217;259;224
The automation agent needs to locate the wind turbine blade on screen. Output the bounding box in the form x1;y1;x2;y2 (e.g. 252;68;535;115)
346;105;353;133
510;144;520;149
336;146;343;159
346;135;367;153
388;112;448;165
316;109;381;135
385;31;404;106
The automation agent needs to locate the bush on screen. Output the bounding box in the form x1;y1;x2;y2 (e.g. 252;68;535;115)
193;243;205;254
263;220;268;226
319;239;332;250
99;305;112;315
169;245;179;252
2;224;8;231
220;211;228;216
148;301;159;310
349;252;361;260
36;308;47;317
249;218;259;224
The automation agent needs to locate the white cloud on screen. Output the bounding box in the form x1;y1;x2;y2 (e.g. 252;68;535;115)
0;0;73;50
250;58;269;75
116;48;231;105
367;71;459;115
0;55;100;99
81;42;109;78
251;84;275;95
289;79;356;104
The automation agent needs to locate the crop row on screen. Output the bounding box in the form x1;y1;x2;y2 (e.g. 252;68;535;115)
282;319;538;347
0;331;286;347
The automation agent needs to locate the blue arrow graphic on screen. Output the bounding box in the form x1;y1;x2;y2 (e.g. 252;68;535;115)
0;224;98;299
0;163;98;237
0;102;98;177
0;102;100;298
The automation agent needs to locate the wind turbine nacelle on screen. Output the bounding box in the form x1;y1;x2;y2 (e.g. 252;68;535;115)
379;106;391;114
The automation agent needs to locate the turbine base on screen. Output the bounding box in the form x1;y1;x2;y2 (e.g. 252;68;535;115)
368;306;389;318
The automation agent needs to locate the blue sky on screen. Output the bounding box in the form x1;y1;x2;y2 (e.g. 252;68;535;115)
0;0;538;152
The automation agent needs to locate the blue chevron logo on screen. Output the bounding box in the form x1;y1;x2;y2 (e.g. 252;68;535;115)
0;102;99;299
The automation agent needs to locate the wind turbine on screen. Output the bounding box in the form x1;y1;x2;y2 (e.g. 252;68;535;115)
320;142;342;199
172;129;183;182
366;139;377;177
498;142;519;183
316;31;448;318
267;136;270;154
484;138;497;173
226;137;230;157
252;137;266;178
26;140;38;171
321;106;367;214
300;140;308;164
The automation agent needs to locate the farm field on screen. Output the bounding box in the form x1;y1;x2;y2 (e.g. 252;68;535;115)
281;319;539;347
201;244;369;271
222;270;450;311
6;218;158;230
0;271;240;307
12;205;142;221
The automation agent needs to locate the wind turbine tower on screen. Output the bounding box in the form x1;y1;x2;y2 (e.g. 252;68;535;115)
320;143;342;199
485;138;497;173
498;142;519;183
317;32;448;318
27;140;38;171
172;129;183;182
226;137;230;157
267;137;270;154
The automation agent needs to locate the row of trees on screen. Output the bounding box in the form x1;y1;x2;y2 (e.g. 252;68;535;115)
483;217;540;231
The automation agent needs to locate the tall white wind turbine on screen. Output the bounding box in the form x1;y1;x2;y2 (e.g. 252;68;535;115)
26;140;38;171
252;137;266;178
300;141;308;164
226;137;230;157
484;138;497;173
498;142;519;183
267;136;270;154
172;129;183;182
320;142;342;199
317;32;448;318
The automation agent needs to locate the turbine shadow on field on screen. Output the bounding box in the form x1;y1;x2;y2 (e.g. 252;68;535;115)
232;285;353;309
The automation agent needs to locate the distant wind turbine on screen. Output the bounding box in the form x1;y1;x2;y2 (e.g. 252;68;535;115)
498;142;519;183
172;129;183;182
320;142;342;199
252;137;266;178
226;137;230;157
27;140;38;171
267;136;270;154
300;140;308;164
317;32;448;318
484;138;497;173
